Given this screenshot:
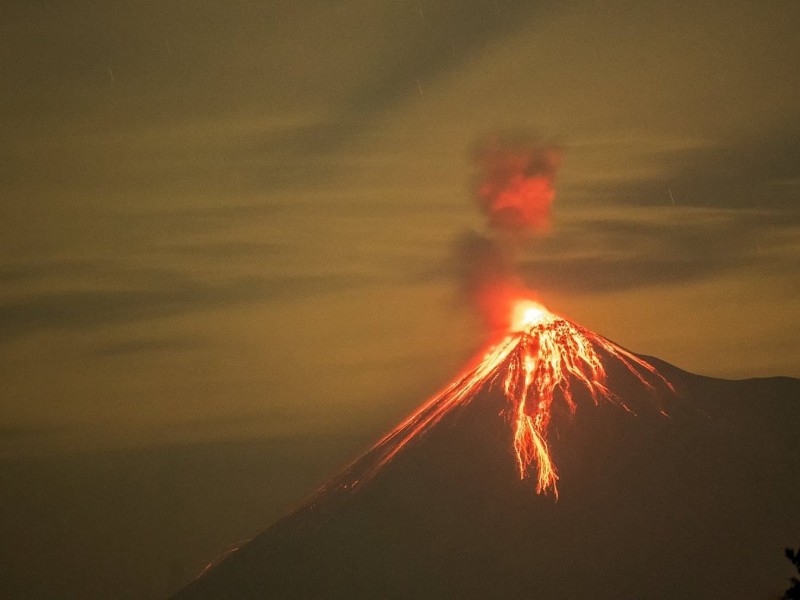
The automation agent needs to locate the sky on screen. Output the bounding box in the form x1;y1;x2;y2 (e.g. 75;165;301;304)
3;0;799;460
1;1;799;594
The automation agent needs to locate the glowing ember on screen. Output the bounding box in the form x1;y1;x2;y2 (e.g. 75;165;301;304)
349;300;672;499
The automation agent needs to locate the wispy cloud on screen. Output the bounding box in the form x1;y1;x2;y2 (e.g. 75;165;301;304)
586;126;800;211
0;266;376;342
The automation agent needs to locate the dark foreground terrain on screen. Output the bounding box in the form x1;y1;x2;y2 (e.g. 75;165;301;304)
174;357;800;599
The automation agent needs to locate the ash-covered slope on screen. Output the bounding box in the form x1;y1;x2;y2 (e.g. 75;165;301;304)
172;352;800;600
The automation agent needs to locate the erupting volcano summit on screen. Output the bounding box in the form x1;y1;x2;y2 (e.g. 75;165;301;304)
173;301;800;599
171;138;800;599
333;298;674;498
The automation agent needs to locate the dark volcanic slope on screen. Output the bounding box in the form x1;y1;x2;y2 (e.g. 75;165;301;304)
173;357;800;600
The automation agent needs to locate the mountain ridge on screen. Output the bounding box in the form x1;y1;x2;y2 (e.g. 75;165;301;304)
172;348;800;599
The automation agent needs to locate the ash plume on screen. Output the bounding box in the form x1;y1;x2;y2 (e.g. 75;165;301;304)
474;135;561;234
459;136;561;331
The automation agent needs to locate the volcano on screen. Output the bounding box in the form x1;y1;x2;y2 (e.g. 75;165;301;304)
172;312;800;599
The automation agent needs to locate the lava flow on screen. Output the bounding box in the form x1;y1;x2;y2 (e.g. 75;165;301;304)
348;299;673;499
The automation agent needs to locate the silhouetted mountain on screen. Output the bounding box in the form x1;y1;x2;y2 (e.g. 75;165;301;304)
172;346;800;599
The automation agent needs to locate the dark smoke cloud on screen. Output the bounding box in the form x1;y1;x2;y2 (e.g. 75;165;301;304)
473;136;561;233
457;136;561;332
456;231;523;331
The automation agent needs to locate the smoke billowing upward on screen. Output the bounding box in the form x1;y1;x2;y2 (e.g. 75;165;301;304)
474;136;561;234
460;136;562;331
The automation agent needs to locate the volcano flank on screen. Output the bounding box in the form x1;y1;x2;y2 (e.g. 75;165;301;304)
172;321;800;600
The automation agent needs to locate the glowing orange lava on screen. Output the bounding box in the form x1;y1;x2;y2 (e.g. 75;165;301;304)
348;300;673;499
503;301;673;496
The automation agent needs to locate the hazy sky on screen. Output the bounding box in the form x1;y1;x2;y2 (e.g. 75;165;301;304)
2;0;799;460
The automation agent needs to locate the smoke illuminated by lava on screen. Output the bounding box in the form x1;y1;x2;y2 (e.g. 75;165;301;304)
327;137;671;500
345;299;672;498
459;137;561;331
474;137;561;233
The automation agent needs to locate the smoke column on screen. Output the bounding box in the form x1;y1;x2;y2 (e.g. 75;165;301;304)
474;136;561;233
460;136;562;331
321;134;671;498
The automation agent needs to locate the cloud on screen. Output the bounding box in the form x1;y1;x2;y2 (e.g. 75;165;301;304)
344;2;552;115
90;335;204;358
0;265;375;343
242;2;555;170
0;423;66;442
517;209;800;294
588;126;800;211
417;207;799;296
473;136;561;232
